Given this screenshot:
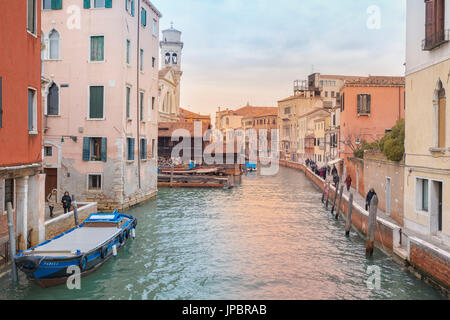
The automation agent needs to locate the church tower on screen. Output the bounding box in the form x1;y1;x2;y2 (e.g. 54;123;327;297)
160;23;183;74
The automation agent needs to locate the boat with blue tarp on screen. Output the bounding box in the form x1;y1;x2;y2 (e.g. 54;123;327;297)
14;210;137;288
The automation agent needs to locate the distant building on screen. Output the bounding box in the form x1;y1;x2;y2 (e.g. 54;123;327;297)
0;0;45;250
41;0;161;211
339;76;405;193
179;107;211;126
404;0;449;241
159;24;183;122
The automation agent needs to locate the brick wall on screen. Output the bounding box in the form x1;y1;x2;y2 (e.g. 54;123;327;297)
345;157;365;196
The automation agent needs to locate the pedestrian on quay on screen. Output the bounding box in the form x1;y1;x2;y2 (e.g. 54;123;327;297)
333;173;339;188
62;191;72;214
365;188;377;211
345;175;352;192
47;189;57;218
331;165;338;177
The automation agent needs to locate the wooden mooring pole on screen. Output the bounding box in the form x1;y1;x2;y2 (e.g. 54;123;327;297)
170;165;174;188
331;182;339;216
6;202;18;284
335;185;344;220
345;193;353;237
366;195;379;257
325;182;330;210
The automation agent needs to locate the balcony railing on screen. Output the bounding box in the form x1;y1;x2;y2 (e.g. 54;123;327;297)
422;29;450;51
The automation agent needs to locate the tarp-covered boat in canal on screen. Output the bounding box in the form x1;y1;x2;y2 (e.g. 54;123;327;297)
14;210;137;288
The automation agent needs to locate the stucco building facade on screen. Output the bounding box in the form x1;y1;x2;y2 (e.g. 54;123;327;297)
41;0;161;211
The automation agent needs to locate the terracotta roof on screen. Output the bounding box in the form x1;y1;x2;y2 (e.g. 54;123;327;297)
278;94;322;103
344;76;405;86
158;121;211;137
319;74;364;81
218;106;278;117
179;107;211;120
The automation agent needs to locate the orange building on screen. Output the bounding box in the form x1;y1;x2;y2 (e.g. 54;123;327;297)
0;0;45;251
340;76;405;193
179;107;211;126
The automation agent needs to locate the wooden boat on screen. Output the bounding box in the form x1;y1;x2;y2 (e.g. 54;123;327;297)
14;210;137;288
158;167;199;174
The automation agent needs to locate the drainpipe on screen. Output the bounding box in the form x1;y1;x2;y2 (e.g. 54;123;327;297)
136;0;142;189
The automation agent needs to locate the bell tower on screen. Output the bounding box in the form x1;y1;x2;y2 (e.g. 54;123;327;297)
160;22;183;73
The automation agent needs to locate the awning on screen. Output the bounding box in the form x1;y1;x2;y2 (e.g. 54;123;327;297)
327;158;343;166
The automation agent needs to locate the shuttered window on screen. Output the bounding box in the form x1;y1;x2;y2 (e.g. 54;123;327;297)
140;49;144;71
82;137;107;162
131;0;135;16
126;39;131;64
424;0;446;50
140;91;144;121
127;138;135;161
89;86;104;119
126;86;131;119
28;88;37;132
141;8;147;26
27;0;37;34
357;94;371;115
141;139;147;160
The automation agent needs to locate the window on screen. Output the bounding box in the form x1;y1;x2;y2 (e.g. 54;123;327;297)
47;83;59;115
43;0;62;10
28;88;37;133
152;97;155;110
90;36;104;62
436;80;446;148
140;91;144;121
126;39;131;65
82;137;107;162
126;86;131;119
153;20;157;37
165;53;170;65
152;139;155;158
172;53;178;65
325;91;328;98
88;174;102;191
416;178;429;212
424;0;446;50
44;146;53;157
152;57;156;68
140;138;147;160
127;138;135;160
27;0;37;35
48;29;60;60
341;93;345;111
331;91;335;98
94;0;105;8
89;86;104;119
141;8;147;27
284;107;291;115
140;49;144;71
357;94;371;115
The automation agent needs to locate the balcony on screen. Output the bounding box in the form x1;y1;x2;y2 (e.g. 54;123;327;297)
422;29;450;51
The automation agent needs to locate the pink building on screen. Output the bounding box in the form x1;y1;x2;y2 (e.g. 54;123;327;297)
42;0;161;210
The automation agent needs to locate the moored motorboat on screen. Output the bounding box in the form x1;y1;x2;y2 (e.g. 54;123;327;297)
15;210;137;288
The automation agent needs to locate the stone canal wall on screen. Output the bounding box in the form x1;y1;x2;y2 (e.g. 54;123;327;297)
280;160;450;295
44;202;97;240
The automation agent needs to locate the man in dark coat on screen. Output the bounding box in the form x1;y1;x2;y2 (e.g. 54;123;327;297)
365;188;376;211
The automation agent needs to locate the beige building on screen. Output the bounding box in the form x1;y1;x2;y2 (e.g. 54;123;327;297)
404;0;450;242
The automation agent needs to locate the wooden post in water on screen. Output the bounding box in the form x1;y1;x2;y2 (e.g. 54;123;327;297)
321;183;326;203
72;195;79;227
331;182;339;215
345;193;353;237
366;195;379;257
325;182;330;210
6;202;18;284
335;185;344;220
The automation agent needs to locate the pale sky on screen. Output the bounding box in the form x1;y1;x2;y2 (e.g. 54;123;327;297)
152;0;407;117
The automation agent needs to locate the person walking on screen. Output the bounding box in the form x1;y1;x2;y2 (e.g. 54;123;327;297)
62;191;72;214
331;165;338;177
365;188;377;211
47;189;57;218
345;175;352;192
333;173;340;188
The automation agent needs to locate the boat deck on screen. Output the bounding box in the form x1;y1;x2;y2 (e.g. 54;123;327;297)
27;227;121;256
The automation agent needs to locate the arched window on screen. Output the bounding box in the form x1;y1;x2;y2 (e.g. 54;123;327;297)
47;83;59;116
172;53;178;65
436;80;446;148
49;29;60;60
165;52;170;65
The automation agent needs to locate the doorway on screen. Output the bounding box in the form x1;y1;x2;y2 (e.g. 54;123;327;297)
44;168;57;200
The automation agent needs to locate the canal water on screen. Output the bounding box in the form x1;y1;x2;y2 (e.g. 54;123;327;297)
0;167;445;299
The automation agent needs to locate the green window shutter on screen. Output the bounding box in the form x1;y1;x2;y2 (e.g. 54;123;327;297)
357;94;361;114
105;0;112;8
131;0;135;16
141;139;147;159
367;95;371;114
142;9;147;26
101;138;107;162
131;138;135;160
0;77;2;128
52;0;63;10
126;86;131;118
89;86;104;119
84;0;91;9
83;137;91;161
